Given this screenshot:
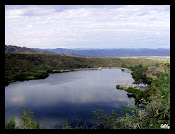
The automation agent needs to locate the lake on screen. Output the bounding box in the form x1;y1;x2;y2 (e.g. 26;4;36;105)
5;68;135;129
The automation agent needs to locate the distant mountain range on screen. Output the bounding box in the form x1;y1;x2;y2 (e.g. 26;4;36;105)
5;45;170;57
5;45;65;55
36;48;170;57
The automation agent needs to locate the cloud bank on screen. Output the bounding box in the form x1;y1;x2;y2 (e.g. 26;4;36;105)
5;5;170;49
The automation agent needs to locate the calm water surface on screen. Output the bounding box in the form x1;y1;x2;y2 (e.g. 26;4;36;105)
5;69;135;129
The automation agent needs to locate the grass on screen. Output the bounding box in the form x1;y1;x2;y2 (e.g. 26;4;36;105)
155;64;170;73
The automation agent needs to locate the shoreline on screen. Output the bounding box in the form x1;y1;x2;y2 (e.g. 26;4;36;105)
5;67;99;86
5;67;132;87
73;68;98;71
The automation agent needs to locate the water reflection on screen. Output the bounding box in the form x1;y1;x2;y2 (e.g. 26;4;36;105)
5;69;135;128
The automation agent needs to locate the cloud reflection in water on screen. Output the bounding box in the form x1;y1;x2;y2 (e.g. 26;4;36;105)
5;69;135;128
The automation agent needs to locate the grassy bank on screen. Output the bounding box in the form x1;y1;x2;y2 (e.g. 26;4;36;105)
116;85;150;103
5;53;157;86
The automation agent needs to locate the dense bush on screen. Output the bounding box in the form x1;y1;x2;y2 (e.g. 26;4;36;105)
5;72;49;86
129;64;153;84
5;116;16;129
6;106;40;129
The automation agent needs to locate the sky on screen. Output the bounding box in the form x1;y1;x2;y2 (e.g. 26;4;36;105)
5;5;170;49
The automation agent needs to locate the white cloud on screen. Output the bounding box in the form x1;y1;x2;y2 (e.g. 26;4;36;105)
5;5;170;48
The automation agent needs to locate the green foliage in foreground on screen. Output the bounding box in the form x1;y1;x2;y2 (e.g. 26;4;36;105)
62;120;90;129
5;106;40;129
5;116;16;129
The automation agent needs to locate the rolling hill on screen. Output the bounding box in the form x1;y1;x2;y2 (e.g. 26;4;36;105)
35;48;170;57
5;45;64;55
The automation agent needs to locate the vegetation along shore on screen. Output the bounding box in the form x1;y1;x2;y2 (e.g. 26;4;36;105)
5;53;170;129
5;53;159;86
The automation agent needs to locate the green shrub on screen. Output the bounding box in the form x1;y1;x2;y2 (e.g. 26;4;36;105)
19;106;40;129
62;121;71;129
130;64;152;84
5;106;40;129
5;116;16;129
